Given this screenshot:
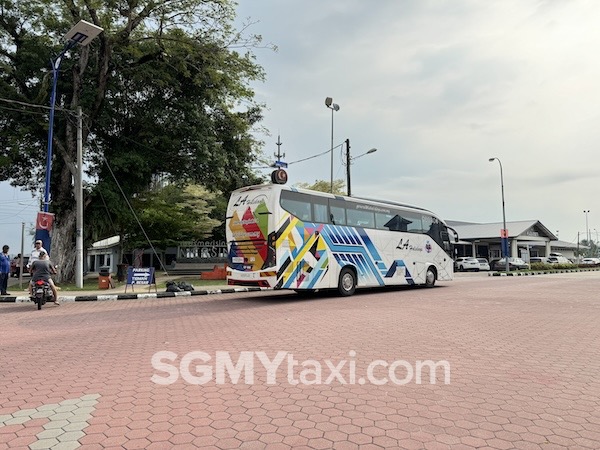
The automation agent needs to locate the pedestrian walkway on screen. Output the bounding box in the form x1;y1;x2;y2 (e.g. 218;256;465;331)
2;272;600;449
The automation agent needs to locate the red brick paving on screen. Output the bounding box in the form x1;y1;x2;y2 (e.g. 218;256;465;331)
1;271;600;448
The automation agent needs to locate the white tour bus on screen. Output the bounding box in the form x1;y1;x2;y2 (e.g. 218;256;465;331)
226;182;456;296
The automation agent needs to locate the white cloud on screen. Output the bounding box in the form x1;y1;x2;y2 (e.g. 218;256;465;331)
236;0;600;244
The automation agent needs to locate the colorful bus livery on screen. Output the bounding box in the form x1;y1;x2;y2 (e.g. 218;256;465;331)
226;184;456;295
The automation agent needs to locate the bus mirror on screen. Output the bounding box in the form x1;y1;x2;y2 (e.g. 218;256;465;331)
446;226;460;243
271;169;288;185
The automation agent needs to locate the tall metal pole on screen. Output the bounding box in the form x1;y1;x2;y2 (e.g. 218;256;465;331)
584;210;590;248
40;20;103;253
325;97;339;193
489;157;509;272
44;41;77;213
345;139;351;197
330;107;334;193
76;106;84;288
19;222;24;289
43;58;60;212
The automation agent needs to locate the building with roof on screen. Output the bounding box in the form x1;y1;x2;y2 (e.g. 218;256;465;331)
447;220;580;261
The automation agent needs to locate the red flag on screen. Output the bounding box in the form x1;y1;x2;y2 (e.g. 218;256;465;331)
36;212;55;231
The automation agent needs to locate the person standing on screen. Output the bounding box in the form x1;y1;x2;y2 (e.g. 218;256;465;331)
0;245;10;295
11;254;22;278
27;240;48;271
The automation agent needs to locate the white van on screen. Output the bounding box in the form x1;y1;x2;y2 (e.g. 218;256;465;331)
548;253;570;264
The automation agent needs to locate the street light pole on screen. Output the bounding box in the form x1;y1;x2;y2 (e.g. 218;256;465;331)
584;210;590;249
345;139;377;197
489;157;509;272
325;97;340;193
40;19;102;267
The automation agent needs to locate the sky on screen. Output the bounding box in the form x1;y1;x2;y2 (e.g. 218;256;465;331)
0;185;38;257
233;0;600;245
1;0;599;255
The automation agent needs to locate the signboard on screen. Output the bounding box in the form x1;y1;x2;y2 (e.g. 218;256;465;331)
125;267;156;292
500;228;508;238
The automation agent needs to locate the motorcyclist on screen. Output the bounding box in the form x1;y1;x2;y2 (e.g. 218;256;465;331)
29;251;59;305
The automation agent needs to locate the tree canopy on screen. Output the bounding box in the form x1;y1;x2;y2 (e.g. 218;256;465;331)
0;0;270;279
295;179;346;195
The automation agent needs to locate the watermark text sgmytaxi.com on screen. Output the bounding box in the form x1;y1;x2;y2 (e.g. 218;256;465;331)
151;351;450;386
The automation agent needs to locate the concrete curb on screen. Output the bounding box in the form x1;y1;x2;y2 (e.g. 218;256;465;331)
489;268;600;277
0;286;269;304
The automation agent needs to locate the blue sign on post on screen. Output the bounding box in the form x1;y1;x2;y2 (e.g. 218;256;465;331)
501;238;509;257
125;267;156;292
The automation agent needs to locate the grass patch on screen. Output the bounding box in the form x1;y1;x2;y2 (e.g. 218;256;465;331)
529;263;578;271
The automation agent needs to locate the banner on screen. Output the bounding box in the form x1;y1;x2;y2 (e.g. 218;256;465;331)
501;237;509;257
34;212;55;254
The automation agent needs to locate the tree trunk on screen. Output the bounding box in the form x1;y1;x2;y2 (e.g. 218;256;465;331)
51;209;76;284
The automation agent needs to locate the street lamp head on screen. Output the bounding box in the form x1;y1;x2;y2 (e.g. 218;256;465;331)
63;20;104;46
488;157;496;162
366;148;377;155
325;97;339;111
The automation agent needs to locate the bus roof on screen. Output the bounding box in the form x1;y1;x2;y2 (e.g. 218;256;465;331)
231;183;441;219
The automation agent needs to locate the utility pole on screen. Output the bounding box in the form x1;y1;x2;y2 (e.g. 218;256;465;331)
76;107;84;288
19;222;25;289
345;139;351;196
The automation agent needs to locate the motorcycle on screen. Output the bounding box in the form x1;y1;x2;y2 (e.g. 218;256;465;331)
31;279;54;310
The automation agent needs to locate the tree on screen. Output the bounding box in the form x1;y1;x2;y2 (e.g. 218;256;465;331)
577;239;598;258
295;179;346;195
0;0;270;281
124;183;221;249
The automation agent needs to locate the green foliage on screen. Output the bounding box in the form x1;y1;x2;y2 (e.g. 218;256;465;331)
553;263;577;270
295;179;346;195
0;0;269;209
530;263;578;271
577;239;599;258
0;0;273;279
125;183;221;249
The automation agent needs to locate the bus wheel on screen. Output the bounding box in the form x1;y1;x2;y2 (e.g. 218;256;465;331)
425;267;437;287
338;267;357;296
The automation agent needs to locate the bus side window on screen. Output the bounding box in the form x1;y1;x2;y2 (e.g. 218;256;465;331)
384;214;410;232
314;203;328;223
300;203;311;221
330;205;346;225
347;209;374;228
375;213;394;230
281;197;311;221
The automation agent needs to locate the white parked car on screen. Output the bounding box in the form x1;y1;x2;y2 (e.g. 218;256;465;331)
477;258;490;271
529;257;549;264
548;253;571;264
454;257;480;272
492;257;529;271
581;258;600;266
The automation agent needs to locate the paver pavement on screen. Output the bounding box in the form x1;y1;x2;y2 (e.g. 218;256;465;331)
1;271;600;449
